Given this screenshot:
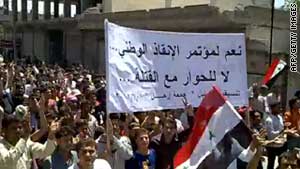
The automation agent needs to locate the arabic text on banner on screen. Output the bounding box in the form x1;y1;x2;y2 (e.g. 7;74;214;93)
105;20;248;113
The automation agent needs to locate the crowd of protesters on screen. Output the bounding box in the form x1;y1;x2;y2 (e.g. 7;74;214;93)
0;61;300;169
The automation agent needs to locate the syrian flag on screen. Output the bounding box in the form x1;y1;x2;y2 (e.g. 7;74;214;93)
174;86;252;169
262;58;287;88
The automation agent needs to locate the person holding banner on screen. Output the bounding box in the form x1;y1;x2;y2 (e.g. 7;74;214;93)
150;102;194;169
96;114;133;169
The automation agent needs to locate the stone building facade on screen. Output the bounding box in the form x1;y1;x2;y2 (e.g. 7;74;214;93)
1;0;299;106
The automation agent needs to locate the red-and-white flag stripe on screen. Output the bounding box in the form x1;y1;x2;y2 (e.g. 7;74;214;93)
174;86;251;169
262;58;287;86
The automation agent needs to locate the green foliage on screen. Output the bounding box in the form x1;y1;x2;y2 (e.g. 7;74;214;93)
284;0;300;9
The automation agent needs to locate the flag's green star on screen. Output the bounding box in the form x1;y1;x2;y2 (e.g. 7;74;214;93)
209;130;216;141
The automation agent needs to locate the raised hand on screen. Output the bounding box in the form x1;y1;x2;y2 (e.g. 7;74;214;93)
284;127;299;137
39;93;46;113
48;120;61;140
20;111;31;140
107;117;114;140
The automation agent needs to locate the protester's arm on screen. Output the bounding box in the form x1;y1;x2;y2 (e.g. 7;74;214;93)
5;63;13;90
38;95;48;132
247;129;273;169
238;144;257;162
123;113;139;136
30;130;47;142
74;110;81;122
246;147;263;169
185;104;194;127
30;137;56;160
246;130;267;169
149;125;161;139
31;96;48;142
0;138;27;165
283;127;299;137
113;136;133;160
106;117;133;159
31;121;58;159
178;104;194;141
265;118;281;139
141;115;160;138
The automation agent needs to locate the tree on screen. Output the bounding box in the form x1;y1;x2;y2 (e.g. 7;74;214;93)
284;0;300;9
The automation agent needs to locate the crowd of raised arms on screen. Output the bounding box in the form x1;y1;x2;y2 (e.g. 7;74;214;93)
1;61;300;169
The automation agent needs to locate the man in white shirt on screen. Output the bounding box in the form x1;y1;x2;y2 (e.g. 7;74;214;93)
68;138;111;169
75;100;99;139
96;116;133;169
0;115;57;169
257;85;270;117
265;101;286;169
249;84;265;114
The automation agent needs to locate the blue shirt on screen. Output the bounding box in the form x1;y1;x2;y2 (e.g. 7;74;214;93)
265;114;284;140
125;149;156;169
43;149;78;169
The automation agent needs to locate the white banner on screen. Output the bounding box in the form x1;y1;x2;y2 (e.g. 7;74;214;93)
105;20;248;113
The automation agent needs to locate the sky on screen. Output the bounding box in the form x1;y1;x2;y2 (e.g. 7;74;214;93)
275;0;285;8
0;0;77;17
0;0;286;17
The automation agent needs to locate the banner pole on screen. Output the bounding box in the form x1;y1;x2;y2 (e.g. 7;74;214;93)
104;19;111;153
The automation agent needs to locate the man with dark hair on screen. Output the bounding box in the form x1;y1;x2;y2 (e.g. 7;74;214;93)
0;114;57;169
96;115;133;169
250;110;264;133
68;138;111;169
256;85;270;116
126;128;156;169
43;126;78;169
265;100;288;169
74;120;90;143
278;148;300;169
150;106;194;169
75;100;99;139
247;110;265;169
249;84;264;114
